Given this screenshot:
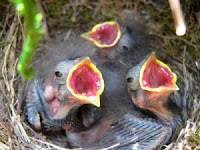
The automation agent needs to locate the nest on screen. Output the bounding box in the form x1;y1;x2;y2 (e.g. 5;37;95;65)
0;0;200;149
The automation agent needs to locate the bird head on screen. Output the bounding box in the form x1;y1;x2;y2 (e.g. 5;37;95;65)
43;56;104;118
126;52;179;121
81;21;135;59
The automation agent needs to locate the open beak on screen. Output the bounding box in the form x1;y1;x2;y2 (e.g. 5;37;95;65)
140;52;179;95
81;21;121;48
67;57;104;107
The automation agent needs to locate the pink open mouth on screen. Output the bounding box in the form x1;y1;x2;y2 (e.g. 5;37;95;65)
89;24;118;45
140;52;179;92
81;21;121;48
67;57;104;107
142;61;174;88
69;64;101;97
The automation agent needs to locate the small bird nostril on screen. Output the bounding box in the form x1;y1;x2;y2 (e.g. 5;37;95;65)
127;77;133;83
55;71;63;77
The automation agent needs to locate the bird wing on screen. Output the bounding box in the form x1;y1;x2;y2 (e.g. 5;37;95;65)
98;114;172;150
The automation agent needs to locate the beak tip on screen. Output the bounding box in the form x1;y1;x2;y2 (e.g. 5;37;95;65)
80;33;88;39
92;96;101;107
86;95;101;107
175;86;179;91
95;104;100;107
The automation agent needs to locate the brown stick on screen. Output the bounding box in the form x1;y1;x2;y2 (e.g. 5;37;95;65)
168;0;186;36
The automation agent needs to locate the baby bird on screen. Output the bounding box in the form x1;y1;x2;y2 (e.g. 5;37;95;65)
25;56;104;131
126;52;182;139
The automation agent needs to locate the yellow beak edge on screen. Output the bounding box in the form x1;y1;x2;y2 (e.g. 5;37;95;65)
81;21;122;48
139;52;179;92
67;57;104;107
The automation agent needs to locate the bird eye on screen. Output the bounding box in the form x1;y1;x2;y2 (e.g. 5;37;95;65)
123;46;129;51
127;77;133;83
126;76;139;91
54;70;66;84
54;61;69;85
55;71;63;78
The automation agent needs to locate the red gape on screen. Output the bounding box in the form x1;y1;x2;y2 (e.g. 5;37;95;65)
89;24;118;46
69;64;101;97
142;61;174;89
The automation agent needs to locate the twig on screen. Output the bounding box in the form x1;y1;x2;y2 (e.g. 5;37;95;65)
168;0;186;36
2;30;16;93
29;136;81;150
9;104;31;143
157;34;200;50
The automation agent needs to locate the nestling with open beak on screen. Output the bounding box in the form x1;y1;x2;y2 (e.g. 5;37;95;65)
81;21;135;60
25;56;104;131
126;52;182;137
